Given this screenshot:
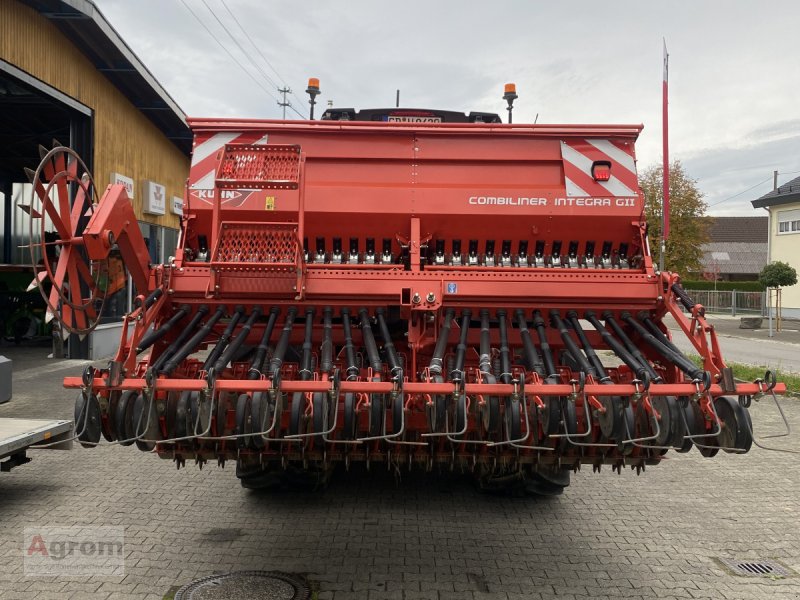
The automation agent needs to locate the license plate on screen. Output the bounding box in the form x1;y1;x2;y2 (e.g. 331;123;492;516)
387;115;442;123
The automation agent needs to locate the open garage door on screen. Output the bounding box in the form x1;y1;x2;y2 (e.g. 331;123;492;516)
0;59;92;358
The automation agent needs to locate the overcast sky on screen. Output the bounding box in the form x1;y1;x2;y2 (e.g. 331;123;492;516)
95;0;800;216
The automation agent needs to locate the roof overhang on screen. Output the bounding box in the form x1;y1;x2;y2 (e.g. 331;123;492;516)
752;193;800;209
19;0;191;155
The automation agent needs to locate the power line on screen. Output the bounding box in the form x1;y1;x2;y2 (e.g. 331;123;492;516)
708;169;800;208
708;176;773;207
199;0;279;91
178;0;280;105
218;0;308;117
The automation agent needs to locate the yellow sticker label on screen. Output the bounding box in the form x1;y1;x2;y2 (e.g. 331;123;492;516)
265;196;275;211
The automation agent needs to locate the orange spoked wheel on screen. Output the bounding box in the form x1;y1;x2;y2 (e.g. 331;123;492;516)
24;143;109;335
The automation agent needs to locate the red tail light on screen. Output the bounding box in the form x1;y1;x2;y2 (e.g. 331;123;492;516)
592;161;611;181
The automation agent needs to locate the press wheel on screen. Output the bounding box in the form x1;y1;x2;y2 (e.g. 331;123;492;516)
25;144;111;335
598;396;624;440
540;395;561;436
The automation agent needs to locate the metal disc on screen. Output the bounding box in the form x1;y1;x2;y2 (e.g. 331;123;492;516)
561;398;578;436
391;392;403;436
540;395;561;436
453;392;467;433
343;392;358;439
115;390;137;446
505;397;521;440
250;391;271;450
598;396;625;440
103;392;119;442
482;396;501;435
174;570;310;600
215;392;231;437
165;391;179;439
714;396;753;453
650;396;673;447
289;392;305;436
313;392;328;435
369;394;385;437
235;393;250;450
665;396;687;448
617;402;635;455
174;391;190;439
694;400;719;458
74;391;101;446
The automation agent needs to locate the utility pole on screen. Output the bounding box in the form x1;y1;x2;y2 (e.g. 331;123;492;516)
278;86;292;119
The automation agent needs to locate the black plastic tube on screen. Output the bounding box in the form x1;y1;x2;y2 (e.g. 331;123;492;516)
269;307;297;378
566;311;608;380
603;312;662;382
248;307;279;380
150;305;209;372
213;306;263;374
478;310;493;377
550;310;595;376
584;311;650;382
376;308;402;379
359;308;384;374
320;307;334;375
298;308;315;380
341;308;359;380
203;305;246;371
621;312;705;381
137;304;190;353
428;308;455;377
533;310;558;377
159;305;224;375
449;310;472;382
515;309;545;377
496;310;512;385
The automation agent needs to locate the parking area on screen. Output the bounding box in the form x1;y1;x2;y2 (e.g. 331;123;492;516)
1;345;799;600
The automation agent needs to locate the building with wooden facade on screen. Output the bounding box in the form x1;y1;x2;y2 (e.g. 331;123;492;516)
1;0;191;357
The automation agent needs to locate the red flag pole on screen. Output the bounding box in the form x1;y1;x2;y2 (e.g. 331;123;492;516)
661;39;669;272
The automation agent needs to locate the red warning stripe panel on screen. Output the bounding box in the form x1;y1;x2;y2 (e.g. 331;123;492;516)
188;131;269;191
561;139;639;198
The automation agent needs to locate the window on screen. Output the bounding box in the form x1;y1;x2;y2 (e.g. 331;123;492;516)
777;209;800;235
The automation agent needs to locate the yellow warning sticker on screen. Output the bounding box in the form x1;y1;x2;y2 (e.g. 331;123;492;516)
265;196;275;210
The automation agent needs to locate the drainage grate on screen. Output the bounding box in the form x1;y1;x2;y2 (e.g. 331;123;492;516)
718;558;795;578
174;571;311;600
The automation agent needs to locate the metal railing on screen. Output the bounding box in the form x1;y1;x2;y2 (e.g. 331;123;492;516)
687;290;766;316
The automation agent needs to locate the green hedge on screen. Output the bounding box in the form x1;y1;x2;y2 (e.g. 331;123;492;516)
682;280;765;292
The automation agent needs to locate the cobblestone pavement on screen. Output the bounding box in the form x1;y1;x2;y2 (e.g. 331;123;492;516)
1;348;799;600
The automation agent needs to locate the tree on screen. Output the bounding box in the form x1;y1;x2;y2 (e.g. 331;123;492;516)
639;160;709;277
759;261;797;329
